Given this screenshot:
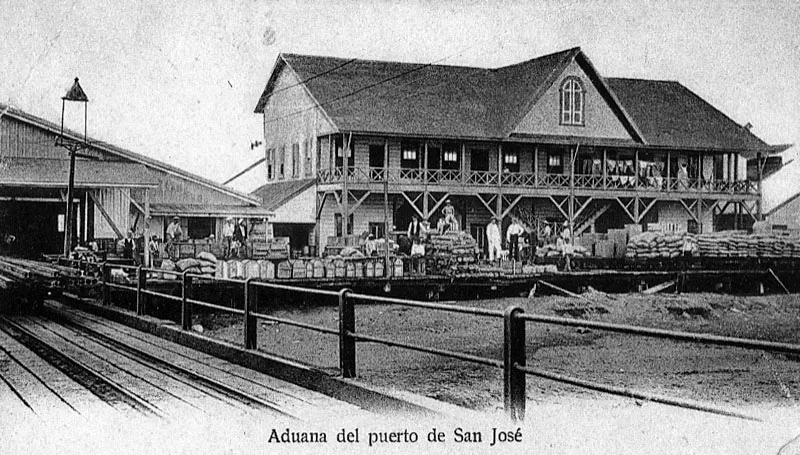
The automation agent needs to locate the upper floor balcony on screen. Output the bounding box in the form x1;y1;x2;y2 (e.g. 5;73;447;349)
317;166;759;196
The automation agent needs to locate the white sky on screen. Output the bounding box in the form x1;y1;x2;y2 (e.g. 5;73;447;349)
1;0;798;185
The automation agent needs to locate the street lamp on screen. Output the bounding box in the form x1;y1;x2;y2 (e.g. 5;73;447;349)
57;77;89;257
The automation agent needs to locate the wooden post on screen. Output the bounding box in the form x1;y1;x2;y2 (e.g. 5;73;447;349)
143;189;151;267
383;139;390;276
244;278;257;349
666;150;672;190
338;288;355;378
181;271;192;330
136;266;146;316
569;145;577;244
756;152;763;220
101;262;110;306
497;143;503;223
533;146;539;187
602;148;607;189
504;305;526;421
634;149;640;190
342;133;350;236
461;143;467;184
423;142;429;220
63;146;77;256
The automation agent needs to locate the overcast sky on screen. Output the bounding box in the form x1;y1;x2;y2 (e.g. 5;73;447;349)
1;0;798;187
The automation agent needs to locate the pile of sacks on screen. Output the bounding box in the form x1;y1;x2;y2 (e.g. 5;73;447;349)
626;232;697;259
534;244;590;258
327;246;366;260
160;251;218;277
695;231;800;258
426;231;481;275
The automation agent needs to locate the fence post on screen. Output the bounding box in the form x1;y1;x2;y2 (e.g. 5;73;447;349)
504;305;526;421
101;262;110;306
243;278;257;349
136;266;146;316
181;272;193;330
338;288;356;378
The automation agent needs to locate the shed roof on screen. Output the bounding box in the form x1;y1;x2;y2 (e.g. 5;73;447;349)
0;158;158;188
148;203;273;218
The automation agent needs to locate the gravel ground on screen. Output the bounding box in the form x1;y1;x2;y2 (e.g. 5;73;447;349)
200;291;800;409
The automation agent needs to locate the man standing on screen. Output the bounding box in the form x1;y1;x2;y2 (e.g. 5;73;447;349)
442;199;458;232
506;219;524;261
165;216;182;260
222;217;235;258
486;217;502;262
121;230;136;263
233;219;247;257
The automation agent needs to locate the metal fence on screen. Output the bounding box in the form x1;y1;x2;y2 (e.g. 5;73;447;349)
99;263;800;422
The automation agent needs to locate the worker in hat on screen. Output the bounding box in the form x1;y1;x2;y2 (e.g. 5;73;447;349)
165;216;183;260
222;216;235;258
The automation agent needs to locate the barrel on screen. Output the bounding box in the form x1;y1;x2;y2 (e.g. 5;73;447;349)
393;257;404;277
292;260;307;279
258;260;274;280
220;260;230;279
277;260;292;279
374;259;384;278
345;261;355;278
353;260;364;278
312;260;325;278
364;259;375;277
334;259;346;277
305;261;315;278
324;260;336;278
245;260;260;279
235;260;247;279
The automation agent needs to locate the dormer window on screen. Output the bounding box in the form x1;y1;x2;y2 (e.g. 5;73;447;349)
560;77;585;126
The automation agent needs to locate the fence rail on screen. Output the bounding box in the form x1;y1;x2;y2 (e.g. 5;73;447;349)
97;262;796;422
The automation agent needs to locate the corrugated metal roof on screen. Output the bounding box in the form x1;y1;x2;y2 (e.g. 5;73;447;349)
251;178;315;211
0;157;158;188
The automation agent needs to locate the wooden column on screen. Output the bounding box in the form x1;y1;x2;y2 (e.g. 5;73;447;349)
666;150;671;189
461;143;467;184
533;146;539;187
569;145;576;244
756;152;763;220
342;133;349;237
383;139;390;273
634;149;640;190
423;142;429;220
143;189;151;267
602;148;607;189
496;143;503;222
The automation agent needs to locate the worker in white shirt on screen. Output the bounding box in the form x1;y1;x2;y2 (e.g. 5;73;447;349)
506;220;525;261
486;217;502;262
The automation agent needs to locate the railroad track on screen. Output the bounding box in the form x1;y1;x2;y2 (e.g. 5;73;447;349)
0;314;294;420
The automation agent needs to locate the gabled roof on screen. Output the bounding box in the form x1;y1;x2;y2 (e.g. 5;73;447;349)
0;103;260;205
251;178;315;211
255;49;775;153
605;78;769;153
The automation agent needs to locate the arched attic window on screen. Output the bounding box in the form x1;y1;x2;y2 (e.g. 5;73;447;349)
560;76;585;126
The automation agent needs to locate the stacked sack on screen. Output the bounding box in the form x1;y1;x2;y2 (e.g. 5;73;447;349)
535;244;590;258
626;232;697;259
160;251;218;278
695;231;800;258
426;231;481;275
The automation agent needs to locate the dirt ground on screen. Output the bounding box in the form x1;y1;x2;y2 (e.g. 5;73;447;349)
201;290;800;414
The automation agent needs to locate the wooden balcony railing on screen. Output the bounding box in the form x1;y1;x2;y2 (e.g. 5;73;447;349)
317;168;759;195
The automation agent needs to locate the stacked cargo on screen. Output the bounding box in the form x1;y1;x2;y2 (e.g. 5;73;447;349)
695;231;800;258
625;232;695;259
161;251;218;277
425;231;481;275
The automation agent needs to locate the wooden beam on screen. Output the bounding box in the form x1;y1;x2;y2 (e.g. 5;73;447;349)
400;191;424;218
500;194;524;219
476;194;498;218
642;279;677;295
615;197;636;222
767;268;790;295
143;189;151;266
316;192;328;220
548;195;569;219
87;191;124;238
678;199;699;223
638;198;658;222
347;190;372;215
427;192;451;219
573;196;594;220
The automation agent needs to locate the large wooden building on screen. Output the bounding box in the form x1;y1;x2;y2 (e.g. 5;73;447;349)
0;103;271;258
251;48;786;254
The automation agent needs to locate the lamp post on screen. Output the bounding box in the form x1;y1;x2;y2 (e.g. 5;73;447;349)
57;77;89;257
